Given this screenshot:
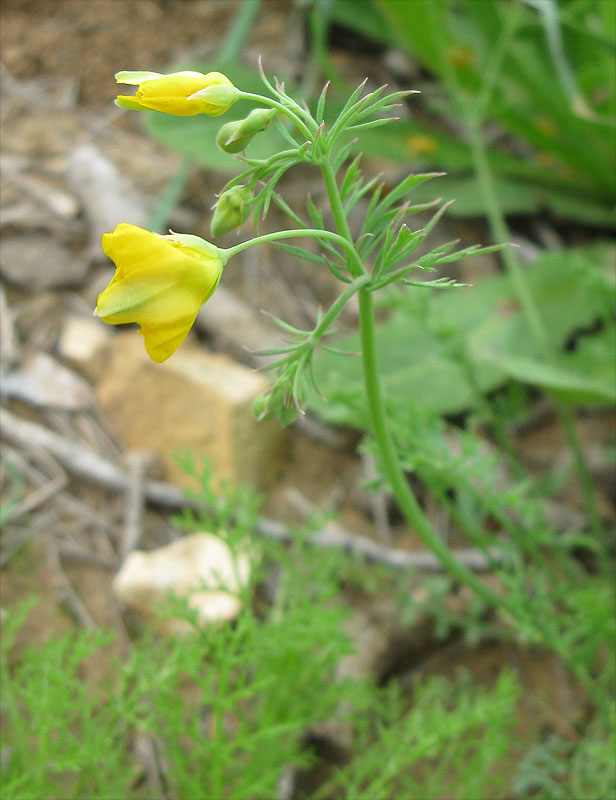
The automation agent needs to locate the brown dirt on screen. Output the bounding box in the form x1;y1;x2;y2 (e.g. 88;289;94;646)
2;0;250;108
0;1;612;793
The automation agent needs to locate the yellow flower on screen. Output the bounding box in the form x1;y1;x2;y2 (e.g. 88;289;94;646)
96;224;226;362
115;70;238;116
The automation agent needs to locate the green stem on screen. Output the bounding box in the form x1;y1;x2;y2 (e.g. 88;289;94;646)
221;227;351;262
356;289;502;607
311;275;371;341
320;160;504;609
240;148;304;169
448;2;602;538
319;161;362;275
468;116;550;355
236;91;316;141
468;114;602;538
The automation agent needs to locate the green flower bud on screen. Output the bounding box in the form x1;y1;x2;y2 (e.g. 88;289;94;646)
211;185;253;237
252;388;297;426
216;108;277;153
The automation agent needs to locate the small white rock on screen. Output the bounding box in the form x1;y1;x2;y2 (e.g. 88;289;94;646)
65;144;149;253
58;315;111;364
113;532;252;634
0;351;93;410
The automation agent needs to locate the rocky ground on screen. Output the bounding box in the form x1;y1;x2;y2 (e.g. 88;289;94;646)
1;0;613;789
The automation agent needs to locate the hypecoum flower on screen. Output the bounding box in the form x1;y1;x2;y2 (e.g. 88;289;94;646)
96;224;227;362
115;70;238;116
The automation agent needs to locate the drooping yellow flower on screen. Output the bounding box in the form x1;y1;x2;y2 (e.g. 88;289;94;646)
96;224;226;362
115;70;238;116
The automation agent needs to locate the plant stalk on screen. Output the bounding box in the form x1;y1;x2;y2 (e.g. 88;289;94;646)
320;159;504;609
468;114;602;538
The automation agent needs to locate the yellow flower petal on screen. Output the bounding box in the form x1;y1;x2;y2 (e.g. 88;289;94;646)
97;223;224;362
115;71;163;84
115;95;148;111
115;70;237;117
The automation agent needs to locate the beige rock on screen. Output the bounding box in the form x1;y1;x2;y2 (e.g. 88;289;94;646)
113;532;251;634
57;315;112;381
0;351;93;410
65;144;149;255
96;333;284;489
0;235;88;290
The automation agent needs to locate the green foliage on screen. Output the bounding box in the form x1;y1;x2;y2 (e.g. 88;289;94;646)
1;609;134;799
329;0;616;226
36;17;613;796
0;600;521;800
309;243;616;426
365;402;616;703
149;2;616;226
323;670;520;800
513;726;616;800
1;467;357;799
2;463;614;800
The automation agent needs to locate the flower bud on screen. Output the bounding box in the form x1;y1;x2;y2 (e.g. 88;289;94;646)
115;70;237;117
252;388;297;426
216;108;277;153
188;83;239;115
211;185;253;237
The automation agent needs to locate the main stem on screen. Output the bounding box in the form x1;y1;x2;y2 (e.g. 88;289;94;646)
320;160;504;609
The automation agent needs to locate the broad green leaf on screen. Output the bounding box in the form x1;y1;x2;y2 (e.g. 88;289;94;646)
309;312;505;426
471;323;616;406
466;246;616;406
308;245;615;428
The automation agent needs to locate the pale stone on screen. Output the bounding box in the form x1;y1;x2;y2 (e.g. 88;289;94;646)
113;532;251;634
0;235;88;290
57;315;112;380
0;352;93;410
95;333;284;489
65;144;148;254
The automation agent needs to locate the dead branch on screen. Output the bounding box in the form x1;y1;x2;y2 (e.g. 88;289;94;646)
1;408;503;572
121;452;147;559
48;541;96;628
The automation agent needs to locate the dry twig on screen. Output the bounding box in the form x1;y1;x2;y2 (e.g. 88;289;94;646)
48;541;96;628
121;452;147;559
1;408;504;572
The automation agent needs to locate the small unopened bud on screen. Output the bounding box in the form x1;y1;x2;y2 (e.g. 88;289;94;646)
216;108;277;153
211;185;253;237
252;388;297;426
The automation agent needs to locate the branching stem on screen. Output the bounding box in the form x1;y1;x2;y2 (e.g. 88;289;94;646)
236;91;316;141
319;159;505;610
